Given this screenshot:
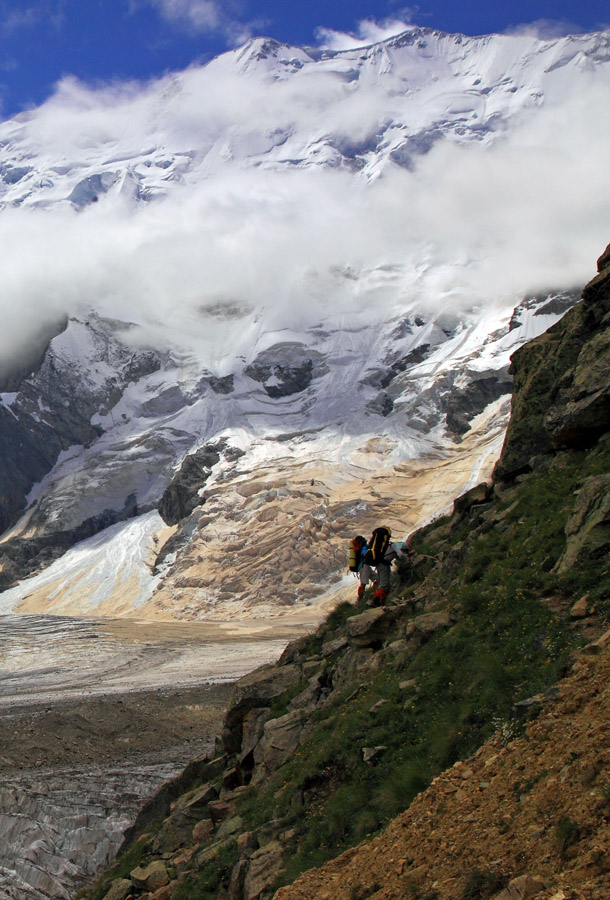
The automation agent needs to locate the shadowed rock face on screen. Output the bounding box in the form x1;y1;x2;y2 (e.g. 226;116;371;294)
0;315;162;538
208;374;235;394
445;374;513;437
244;344;328;398
495;243;610;481
0;493;138;591
159;443;224;526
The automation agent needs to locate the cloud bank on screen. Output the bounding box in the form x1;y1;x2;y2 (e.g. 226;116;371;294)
0;36;607;373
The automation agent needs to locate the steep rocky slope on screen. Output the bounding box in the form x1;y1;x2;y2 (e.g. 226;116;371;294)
277;637;610;900
80;245;609;900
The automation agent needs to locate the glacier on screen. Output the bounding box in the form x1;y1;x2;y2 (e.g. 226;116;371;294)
0;25;607;622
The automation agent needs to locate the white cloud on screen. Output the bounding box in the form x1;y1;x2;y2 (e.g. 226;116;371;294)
315;15;416;51
0;43;607;372
0;0;65;34
147;0;253;44
503;19;590;39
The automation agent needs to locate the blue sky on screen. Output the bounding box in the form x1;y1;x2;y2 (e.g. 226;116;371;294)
0;0;608;119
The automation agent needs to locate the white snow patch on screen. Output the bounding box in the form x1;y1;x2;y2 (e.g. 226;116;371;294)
0;512;164;614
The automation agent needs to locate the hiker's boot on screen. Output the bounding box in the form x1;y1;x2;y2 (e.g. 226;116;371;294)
357;584;365;601
372;588;387;606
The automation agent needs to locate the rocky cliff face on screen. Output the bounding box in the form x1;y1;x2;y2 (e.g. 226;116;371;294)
81;245;610;900
495;244;610;480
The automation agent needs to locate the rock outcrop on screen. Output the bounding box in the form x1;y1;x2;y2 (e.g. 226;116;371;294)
158;442;224;525
495;243;610;480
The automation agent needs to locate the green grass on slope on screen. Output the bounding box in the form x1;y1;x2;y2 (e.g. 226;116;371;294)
239;442;610;887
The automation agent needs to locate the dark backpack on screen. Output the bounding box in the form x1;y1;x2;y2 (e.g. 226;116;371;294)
348;535;367;572
364;526;392;565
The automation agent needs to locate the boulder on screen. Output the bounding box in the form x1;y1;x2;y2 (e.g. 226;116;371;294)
405;610;453;647
222;766;242;791
362;746;387;763
332;649;375;692
148;885;174;900
152;813;193;855
452;482;492;518
555;474;610;573
570;595;590;618
277;634;314;665
494;874;547;899
183;783;219;816
262;711;306;773
225;665;301;729
172;847;194;875
243;841;284;900
208;800;233;825
102;879;132;900
196;838;234;868
223;664;301;758
217;815;244;840
321;636;348;657
346;608;391;648
130;861;170;892
240;707;274;761
289;671;331;711
192;819;214;843
237;831;260;859
229;859;250;900
153;780;220;852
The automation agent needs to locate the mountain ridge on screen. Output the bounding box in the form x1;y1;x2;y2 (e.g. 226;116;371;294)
0;20;607;623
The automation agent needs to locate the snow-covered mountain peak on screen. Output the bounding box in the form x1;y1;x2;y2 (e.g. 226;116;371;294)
0;24;607;621
0;23;606;214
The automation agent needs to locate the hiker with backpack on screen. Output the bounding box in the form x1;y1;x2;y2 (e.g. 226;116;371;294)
349;526;412;606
